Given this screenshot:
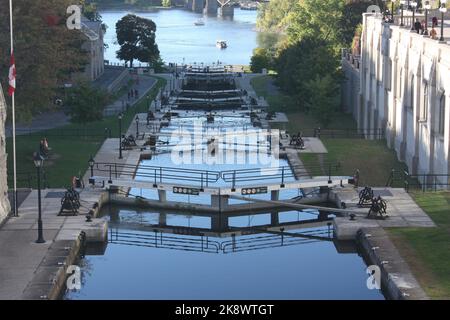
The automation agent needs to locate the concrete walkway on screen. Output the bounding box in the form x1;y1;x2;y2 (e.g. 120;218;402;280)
103;74;157;117
0;188;107;299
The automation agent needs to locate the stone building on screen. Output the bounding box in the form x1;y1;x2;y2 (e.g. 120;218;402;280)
0;84;11;224
81;17;105;81
341;13;450;184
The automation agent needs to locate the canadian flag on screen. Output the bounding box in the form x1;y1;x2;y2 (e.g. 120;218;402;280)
8;53;16;96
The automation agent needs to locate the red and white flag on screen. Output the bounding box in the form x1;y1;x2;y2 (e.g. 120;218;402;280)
8;53;16;96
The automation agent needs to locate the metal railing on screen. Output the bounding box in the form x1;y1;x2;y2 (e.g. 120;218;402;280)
7;171;49;189
313;128;385;140
109;229;221;253
221;163;341;189
93;162;220;188
7;127;112;139
386;169;450;192
93;161;344;188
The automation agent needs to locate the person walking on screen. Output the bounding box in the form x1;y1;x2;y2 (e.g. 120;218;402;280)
414;18;422;34
430;26;438;39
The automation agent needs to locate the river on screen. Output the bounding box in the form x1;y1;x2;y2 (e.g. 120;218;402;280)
100;7;259;66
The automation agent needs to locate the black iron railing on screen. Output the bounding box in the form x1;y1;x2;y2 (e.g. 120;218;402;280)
386;169;450;192
313;128;385;140
7;171;49;189
7;127;112;139
93;162;220;188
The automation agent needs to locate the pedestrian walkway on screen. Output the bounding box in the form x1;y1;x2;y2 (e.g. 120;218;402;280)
102;74;157;117
0;188;107;299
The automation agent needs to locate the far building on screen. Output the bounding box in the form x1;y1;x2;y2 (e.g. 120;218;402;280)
80;16;105;81
0;84;11;224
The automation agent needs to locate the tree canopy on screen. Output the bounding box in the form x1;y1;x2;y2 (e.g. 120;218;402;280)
252;0;370;127
115;14;160;67
0;0;89;121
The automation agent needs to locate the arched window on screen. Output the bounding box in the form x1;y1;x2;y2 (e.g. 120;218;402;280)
438;93;446;135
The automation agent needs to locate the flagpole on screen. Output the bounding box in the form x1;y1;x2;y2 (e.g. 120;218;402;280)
9;0;18;217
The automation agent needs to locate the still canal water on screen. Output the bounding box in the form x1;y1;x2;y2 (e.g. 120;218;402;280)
100;8;258;65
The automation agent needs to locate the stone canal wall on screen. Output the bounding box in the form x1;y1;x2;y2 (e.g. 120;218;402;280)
0;84;11;225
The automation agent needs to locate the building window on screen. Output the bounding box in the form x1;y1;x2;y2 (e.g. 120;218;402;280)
438;93;446;136
421;83;428;121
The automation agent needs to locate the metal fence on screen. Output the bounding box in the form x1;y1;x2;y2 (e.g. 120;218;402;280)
7;171;49;189
386;169;450;192
7;127;112;140
312;128;385;140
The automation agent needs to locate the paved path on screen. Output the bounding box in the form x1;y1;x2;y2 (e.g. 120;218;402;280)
0;188;106;299
103;74;157;117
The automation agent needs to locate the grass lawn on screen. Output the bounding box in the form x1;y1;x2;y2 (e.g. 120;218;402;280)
299;139;408;187
6;76;166;188
387;192;450;299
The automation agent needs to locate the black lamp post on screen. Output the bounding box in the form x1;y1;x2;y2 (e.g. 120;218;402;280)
391;0;395;22
424;1;431;35
33;152;45;244
88;155;95;177
118;112;123;159
135;115;140;137
440;0;448;41
411;1;417;31
400;0;405;26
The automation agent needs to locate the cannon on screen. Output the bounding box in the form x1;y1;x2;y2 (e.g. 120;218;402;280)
289;132;305;149
121;134;137;149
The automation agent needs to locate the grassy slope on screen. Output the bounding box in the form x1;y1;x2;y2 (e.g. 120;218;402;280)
6;76;166;188
387;192;450;299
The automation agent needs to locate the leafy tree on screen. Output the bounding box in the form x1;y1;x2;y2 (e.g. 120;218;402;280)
66;82;110;123
0;0;89;122
250;48;272;73
305;74;340;128
162;0;171;7
115;14;160;67
256;0;298;33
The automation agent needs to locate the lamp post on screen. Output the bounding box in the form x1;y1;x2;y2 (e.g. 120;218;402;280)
391;0;395;22
411;1;417;31
135;115;140;137
118;112;123;159
440;0;448;42
88;155;95;178
400;0;406;26
424;1;431;35
33;152;45;244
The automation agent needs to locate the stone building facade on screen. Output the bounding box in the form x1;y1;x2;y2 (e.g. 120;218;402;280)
342;13;450;185
0;84;11;224
81;17;105;81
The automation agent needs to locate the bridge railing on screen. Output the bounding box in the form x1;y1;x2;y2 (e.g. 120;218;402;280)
93;162;221;188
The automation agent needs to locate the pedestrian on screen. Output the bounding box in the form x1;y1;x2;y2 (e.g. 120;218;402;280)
134;89;138;98
414;18;422;34
127;91;131;100
432;16;438;27
430;26;438;40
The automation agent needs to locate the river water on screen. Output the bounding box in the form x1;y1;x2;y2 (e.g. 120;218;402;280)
100;8;258;65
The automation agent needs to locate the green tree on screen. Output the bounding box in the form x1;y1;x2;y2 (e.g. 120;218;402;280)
162;0;171;7
115;14;160;67
256;0;298;33
305;74;340;128
0;0;89;121
66;82;110;123
250;48;272;73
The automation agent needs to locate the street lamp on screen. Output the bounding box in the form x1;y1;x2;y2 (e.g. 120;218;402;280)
440;0;448;42
424;1;431;35
88;155;95;178
118;112;123;159
410;1;418;31
33;152;45;244
400;0;406;26
135;115;140;137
